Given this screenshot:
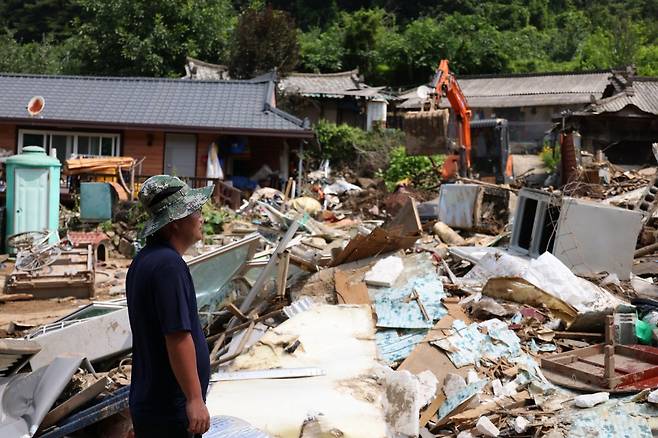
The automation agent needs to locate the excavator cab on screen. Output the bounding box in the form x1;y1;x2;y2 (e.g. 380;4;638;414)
470;118;513;184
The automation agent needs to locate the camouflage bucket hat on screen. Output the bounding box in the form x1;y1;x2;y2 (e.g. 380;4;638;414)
138;175;214;238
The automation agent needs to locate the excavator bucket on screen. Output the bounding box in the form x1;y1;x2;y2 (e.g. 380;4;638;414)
403;108;450;156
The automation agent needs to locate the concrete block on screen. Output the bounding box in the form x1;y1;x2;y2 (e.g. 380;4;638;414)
614;312;637;345
364;256;404;287
574;392;609;408
476;416;500;437
514;416;530;433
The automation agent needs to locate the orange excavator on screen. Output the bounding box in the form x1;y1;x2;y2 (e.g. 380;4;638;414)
429;59;473;179
405;59;513;183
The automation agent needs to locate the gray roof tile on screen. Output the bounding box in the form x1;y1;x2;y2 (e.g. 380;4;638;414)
397;71;611;109
0;73;311;135
584;78;658;116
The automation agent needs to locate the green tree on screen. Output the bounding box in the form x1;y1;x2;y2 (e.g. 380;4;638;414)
637;44;658;76
0;30;77;74
341;8;393;79
0;0;80;42
228;6;299;79
73;0;235;76
298;25;345;72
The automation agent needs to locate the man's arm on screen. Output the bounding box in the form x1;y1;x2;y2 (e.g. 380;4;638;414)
165;332;210;435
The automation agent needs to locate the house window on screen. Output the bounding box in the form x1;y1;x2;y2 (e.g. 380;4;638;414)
18;129;120;161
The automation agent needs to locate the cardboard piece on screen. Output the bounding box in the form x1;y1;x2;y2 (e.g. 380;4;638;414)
334;270;370;305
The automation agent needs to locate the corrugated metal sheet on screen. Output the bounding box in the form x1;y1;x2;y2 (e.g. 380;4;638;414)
0;73;310;133
586;79;658;115
458;72;610;97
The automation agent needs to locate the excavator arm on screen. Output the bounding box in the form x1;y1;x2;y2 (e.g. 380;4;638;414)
430;59;473;175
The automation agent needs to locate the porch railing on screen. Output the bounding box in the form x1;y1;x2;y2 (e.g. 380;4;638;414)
135;175;242;210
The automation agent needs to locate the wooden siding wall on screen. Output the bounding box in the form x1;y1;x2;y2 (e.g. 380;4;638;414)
122;130;165;175
0;123;17;154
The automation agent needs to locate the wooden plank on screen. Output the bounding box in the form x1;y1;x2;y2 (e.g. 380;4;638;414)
542;344;603;360
276;251;290;298
39;377;110;430
553;331;604;340
541;358;607;388
617;345;658;364
450;391;530;422
0;293;33;302
334;270;370;305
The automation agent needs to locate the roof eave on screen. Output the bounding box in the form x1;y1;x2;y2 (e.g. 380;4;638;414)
2;117;314;139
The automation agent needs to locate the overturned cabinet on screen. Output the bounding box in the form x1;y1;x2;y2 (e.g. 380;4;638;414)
510;188;642;280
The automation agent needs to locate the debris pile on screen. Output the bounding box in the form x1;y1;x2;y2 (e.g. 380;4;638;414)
6;157;658;437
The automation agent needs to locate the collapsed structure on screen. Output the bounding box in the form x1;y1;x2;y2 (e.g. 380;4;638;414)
3;148;658;437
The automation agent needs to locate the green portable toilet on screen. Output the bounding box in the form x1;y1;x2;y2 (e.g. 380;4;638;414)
5;146;61;246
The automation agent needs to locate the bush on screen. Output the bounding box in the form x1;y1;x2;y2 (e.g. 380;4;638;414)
540;145;560;172
202;203;233;235
313;120;367;164
380;147;445;191
313;120;407;175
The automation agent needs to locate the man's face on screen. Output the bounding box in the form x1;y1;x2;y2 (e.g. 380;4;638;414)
173;208;204;247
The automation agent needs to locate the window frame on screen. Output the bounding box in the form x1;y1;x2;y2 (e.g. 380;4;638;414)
18;129;121;159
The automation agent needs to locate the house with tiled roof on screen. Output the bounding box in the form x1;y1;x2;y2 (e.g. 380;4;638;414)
278;69;388;131
0;73;313;190
392;70;612;150
563;67;658;164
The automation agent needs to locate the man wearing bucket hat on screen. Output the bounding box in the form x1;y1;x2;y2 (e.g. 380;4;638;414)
126;175;214;437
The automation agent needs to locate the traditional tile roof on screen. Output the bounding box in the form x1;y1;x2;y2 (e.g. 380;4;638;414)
397;70;612;109
581;78;658;116
0;73;312;136
183;57;230;81
279;70;387;100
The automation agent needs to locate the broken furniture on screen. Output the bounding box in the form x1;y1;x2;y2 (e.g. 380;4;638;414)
438;183;512;234
510;188;643;280
6;246;96;299
64;156;141;201
5;146;61;251
542;317;658;392
542;344;658;393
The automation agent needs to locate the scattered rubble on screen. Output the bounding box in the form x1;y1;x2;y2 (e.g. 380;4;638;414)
5;156;658;437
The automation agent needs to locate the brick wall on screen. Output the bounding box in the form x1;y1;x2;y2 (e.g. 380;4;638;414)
122;130;164;176
0;123;17;154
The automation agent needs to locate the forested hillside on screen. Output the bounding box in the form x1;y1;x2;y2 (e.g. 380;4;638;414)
1;0;656;85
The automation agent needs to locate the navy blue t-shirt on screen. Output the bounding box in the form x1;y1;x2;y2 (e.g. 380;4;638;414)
126;240;210;424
